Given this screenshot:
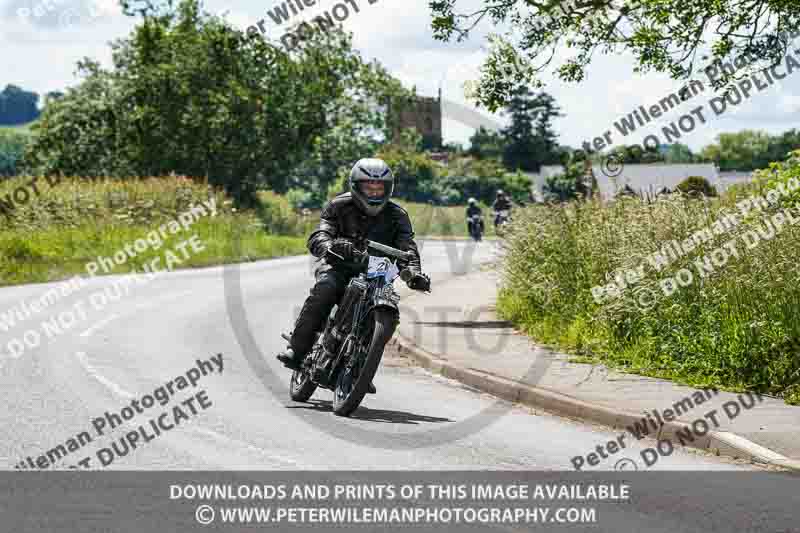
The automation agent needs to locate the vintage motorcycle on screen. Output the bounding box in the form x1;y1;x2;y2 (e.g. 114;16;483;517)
284;239;428;417
467;214;484;242
494;209;511;236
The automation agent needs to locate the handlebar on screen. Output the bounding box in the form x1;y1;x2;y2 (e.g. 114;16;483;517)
364;239;413;262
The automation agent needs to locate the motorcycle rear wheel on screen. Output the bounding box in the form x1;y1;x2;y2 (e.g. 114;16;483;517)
332;309;396;417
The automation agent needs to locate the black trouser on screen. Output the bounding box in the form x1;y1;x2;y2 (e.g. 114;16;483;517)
290;269;352;358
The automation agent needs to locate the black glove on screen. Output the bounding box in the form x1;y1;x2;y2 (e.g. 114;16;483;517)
405;271;431;292
328;238;355;261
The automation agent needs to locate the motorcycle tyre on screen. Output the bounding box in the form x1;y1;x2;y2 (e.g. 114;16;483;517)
332;309;396;417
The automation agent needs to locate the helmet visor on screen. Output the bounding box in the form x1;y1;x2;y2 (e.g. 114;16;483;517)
358;180;387;204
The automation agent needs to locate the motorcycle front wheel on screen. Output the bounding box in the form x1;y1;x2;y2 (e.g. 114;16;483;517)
332;309;397;417
290;366;317;402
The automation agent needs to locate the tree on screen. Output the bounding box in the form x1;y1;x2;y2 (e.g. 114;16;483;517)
467;126;505;160
287;60;409;207
435;156;530;204
43;91;65;109
377;148;438;204
501;86;537;172
612;145;641;164
24;0;399;205
531;92;562;165
701;129;800;170
542;160;595;203
501;87;562;172
0;85;40;125
702;130;772;170
608;143;666;165
430;0;800;110
665;143;694;163
766;129;800;163
443;141;464;154
640;148;665;164
374;128;439;203
0;129;31;177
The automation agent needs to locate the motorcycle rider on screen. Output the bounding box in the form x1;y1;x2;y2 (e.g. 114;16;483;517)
491;189;512;228
465;197;484;236
276;158;431;394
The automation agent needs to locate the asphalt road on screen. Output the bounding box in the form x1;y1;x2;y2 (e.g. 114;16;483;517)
0;239;763;472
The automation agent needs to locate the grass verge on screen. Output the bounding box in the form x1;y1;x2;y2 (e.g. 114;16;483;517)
0;176;307;286
496;151;800;404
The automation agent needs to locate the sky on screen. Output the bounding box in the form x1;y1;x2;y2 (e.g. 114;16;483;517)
2;0;799;152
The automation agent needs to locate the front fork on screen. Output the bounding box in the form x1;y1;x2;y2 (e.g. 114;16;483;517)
337;283;399;373
337;294;368;373
322;279;400;384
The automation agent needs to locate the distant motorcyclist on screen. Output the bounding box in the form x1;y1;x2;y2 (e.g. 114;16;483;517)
492;190;512;212
465;198;484;238
491;190;512;229
466;197;482;218
276;158;431;394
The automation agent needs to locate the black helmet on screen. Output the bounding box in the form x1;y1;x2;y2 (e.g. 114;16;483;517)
349;158;394;216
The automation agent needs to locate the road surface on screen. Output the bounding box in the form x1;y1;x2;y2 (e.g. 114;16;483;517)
0;240;760;472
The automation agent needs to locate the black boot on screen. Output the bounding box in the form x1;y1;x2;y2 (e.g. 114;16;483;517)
276;348;304;371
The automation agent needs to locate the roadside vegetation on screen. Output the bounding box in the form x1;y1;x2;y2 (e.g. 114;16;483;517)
0;176;491;286
0;177;308;285
0;127;32;177
498;151;800;404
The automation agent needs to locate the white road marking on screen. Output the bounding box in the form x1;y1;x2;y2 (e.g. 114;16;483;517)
74;350;300;467
79;313;120;337
193;427;306;467
75;351;135;399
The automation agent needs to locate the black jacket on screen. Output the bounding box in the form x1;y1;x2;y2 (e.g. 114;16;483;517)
492;197;512;211
307;193;422;274
466;205;482;217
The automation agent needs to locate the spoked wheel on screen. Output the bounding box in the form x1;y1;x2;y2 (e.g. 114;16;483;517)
289;366;317;402
332;309;397;417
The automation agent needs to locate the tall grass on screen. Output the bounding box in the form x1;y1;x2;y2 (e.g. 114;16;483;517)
0;176;489;286
256;190;317;236
0;176;308;285
497;151;800;403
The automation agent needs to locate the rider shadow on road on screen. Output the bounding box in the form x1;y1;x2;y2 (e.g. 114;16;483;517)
286;399;454;425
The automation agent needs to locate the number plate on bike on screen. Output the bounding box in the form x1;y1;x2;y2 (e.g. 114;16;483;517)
367;256;399;282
